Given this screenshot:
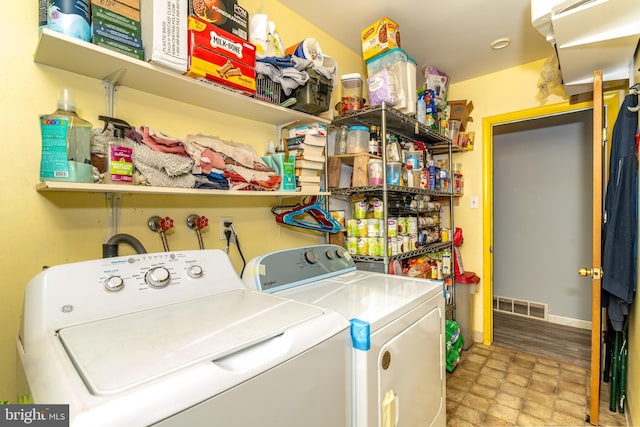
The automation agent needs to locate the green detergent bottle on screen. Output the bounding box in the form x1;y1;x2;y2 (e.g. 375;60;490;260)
39;89;93;183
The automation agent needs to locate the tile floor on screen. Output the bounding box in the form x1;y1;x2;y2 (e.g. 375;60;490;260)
446;344;628;426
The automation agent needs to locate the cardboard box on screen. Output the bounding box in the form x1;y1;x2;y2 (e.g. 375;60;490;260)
449;100;474;130
91;0;140;21
141;0;189;73
92;5;142;34
189;0;249;40
186;44;255;95
93;35;144;60
113;0;140;9
188;15;255;68
92;22;143;49
361;17;401;61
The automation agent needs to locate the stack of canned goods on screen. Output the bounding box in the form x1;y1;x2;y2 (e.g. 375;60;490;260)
346;198;385;256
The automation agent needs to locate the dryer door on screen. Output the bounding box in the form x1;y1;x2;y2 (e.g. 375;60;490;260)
376;299;445;427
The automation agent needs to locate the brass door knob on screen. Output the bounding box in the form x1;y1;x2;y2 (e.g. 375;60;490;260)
578;267;602;279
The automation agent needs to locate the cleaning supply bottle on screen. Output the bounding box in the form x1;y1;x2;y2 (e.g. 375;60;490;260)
39;88;93;183
98;115;134;184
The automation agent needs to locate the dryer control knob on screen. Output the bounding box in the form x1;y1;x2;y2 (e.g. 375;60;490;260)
104;276;124;292
304;250;318;264
325;250;335;260
187;264;203;278
335;249;345;258
146;267;171;288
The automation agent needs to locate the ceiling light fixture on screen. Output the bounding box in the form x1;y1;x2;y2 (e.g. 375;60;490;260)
490;37;511;50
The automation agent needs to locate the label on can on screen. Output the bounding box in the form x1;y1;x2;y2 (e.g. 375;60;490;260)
367;237;379;256
357;237;369;256
387;218;398;237
357;219;368;237
347;237;358;254
353;201;367;219
347;219;358;237
372;199;384;219
367;218;380;237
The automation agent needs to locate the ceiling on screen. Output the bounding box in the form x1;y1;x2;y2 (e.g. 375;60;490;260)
279;0;555;84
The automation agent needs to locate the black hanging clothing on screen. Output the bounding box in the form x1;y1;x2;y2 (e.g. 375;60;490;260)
602;93;638;331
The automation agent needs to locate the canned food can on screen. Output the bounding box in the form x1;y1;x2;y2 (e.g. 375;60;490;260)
441;228;449;242
367;218;380;237
388;237;398;256
387;218;398;237
353;201;367;219
372;199;384;219
347;237;358;254
402;235;410;252
378;237;386;256
408;217;418;234
357;219;368;237
409;234;418;251
397;216;408;234
367;237;379;256
347;219;358;237
357;237;368;256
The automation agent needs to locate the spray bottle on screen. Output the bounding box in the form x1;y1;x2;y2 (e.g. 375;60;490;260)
98;115;135;184
39;88;93;183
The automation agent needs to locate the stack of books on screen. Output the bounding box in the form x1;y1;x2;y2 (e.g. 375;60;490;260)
287;123;327;192
91;0;143;60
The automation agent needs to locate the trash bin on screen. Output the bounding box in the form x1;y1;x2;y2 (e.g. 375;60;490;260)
454;271;480;350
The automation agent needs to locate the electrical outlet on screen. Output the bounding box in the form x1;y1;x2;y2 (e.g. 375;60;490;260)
220;217;233;240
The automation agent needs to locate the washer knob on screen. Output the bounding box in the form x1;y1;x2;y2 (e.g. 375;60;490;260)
304;250;318;264
187;264;203;278
335;249;345;258
325;250;335;260
104;276;124;292
146;267;171;288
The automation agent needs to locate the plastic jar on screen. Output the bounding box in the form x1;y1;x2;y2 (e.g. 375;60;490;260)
368;159;383;186
335;126;348;154
340;73;364;114
386;162;402;185
347;126;369;154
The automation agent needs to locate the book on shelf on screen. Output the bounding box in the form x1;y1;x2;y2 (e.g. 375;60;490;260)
297;173;321;183
295;159;324;170
298;182;321;192
286;133;326;148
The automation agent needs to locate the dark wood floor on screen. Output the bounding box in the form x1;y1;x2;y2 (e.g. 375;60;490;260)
493;310;591;368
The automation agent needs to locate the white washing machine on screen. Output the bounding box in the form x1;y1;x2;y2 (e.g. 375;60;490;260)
243;244;446;427
16;249;351;427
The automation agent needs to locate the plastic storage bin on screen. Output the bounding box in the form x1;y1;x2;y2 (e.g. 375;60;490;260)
346;126;369;154
454;271;480;350
366;48;416;114
291;69;332;114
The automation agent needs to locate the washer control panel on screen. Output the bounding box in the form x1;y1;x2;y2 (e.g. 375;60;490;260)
243;244;356;293
31;249;243;331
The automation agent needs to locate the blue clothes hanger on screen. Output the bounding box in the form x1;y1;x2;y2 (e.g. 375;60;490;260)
274;196;342;233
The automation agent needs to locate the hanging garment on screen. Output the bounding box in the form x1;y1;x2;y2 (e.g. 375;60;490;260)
602;93;638;331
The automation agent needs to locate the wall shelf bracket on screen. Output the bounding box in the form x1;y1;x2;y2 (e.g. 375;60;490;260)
102;68;126;117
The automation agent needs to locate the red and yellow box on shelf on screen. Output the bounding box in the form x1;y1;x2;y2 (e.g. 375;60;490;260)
186;15;256;95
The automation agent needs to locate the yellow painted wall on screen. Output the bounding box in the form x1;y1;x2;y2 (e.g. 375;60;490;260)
446;58;568;340
0;1;363;401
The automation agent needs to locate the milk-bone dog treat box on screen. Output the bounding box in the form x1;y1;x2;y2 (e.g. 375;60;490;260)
189;0;249;40
361;17;401;61
186;15;256;95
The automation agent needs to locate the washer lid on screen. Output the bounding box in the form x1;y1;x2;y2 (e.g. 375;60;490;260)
58;289;323;395
278;271;442;329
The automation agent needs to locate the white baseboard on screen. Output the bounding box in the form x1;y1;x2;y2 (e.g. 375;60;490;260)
547;314;591;330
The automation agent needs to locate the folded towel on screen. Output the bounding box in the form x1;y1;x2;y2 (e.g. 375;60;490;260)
134;142;195;188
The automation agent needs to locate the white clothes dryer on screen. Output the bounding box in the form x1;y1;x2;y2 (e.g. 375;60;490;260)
243;244;446;427
17;249;351;427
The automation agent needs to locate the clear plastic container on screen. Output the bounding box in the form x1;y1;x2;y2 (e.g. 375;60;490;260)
368;159;383;186
386;162;402;185
340;73;364;114
335;126;348;154
347;126;369;154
